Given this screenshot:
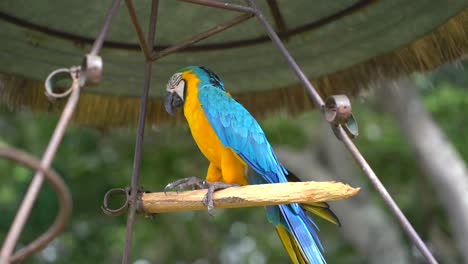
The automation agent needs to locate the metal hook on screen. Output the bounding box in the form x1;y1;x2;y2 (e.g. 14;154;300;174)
324;95;359;139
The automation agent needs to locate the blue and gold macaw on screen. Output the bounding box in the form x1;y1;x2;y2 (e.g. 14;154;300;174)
164;66;339;264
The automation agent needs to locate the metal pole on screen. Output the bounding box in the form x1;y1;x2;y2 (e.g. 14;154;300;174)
90;0;122;56
151;13;253;60
246;1;437;263
337;126;437;263
246;1;324;108
179;0;254;13
121;1;158;263
125;0;152;60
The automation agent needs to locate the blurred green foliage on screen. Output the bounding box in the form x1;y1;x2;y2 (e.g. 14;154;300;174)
0;63;467;263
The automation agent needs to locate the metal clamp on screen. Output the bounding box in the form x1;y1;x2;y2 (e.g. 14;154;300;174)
79;54;103;87
44;54;102;101
324;95;359;139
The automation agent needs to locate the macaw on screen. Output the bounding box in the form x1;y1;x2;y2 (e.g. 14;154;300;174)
164;66;339;264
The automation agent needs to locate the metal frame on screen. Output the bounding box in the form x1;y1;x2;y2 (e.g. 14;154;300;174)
0;0;121;263
0;1;438;264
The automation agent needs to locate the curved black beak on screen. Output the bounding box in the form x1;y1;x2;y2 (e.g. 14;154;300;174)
164;91;183;116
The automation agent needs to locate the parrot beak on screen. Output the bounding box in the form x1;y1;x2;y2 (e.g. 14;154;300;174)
164;91;183;116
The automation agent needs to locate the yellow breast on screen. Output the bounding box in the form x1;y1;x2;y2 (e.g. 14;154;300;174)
182;70;225;166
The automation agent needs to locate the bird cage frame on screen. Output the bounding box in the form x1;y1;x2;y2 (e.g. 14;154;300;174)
0;1;437;263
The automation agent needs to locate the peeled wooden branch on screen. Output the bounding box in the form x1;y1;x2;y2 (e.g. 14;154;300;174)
141;181;359;213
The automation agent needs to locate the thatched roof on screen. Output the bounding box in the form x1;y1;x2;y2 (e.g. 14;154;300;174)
0;1;467;127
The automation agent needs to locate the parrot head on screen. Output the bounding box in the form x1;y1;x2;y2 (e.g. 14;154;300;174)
164;66;224;115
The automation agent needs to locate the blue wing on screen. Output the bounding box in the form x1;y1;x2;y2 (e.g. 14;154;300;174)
198;84;288;184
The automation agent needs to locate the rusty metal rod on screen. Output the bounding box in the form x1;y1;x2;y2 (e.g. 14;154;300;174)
266;0;287;34
0;85;80;263
0;147;72;263
337;126;438;264
125;0;152;60
121;0;158;263
179;0;254;13
247;1;437;263
246;0;324;108
90;0;122;56
151;12;253;60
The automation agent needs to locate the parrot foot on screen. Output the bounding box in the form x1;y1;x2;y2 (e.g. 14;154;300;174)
164;176;208;193
164;177;239;214
201;181;240;214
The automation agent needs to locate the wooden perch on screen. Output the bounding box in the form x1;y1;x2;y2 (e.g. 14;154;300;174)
141;181;359;214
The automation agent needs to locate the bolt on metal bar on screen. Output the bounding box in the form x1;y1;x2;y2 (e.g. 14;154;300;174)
125;0;152;60
90;0;122;56
0;83;81;264
121;1;158;263
151;13;253;60
246;1;437;263
179;0;254;13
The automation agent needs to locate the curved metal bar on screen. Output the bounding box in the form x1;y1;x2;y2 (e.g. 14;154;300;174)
0;147;72;263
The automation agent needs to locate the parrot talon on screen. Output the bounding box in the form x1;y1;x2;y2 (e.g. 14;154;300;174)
163;177;239;214
202;182;240;214
164;176;208;195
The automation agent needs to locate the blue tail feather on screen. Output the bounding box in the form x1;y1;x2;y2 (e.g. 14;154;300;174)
279;204;326;264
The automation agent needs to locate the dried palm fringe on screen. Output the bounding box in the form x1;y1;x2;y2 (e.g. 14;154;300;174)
1;9;467;128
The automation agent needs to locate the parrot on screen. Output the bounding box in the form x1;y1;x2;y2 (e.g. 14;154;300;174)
164;66;339;264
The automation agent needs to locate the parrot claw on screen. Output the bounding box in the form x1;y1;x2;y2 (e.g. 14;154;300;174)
201;182;240;214
164;177;239;214
164;176;208;194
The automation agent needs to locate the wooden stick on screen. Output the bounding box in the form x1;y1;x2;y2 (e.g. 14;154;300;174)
141;181;359;213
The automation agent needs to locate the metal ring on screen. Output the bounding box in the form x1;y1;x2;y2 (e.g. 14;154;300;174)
101;187;130;216
44;68;75;99
0;147;72;263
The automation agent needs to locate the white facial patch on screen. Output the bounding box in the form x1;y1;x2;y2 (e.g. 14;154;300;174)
166;72;185;100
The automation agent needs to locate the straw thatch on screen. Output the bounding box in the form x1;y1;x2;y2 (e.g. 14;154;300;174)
0;9;467;128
